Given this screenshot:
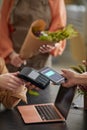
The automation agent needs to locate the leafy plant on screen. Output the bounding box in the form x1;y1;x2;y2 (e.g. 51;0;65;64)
70;64;86;73
70;64;87;95
33;24;78;43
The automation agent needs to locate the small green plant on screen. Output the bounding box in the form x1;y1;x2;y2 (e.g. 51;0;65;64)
70;64;86;73
70;64;87;95
33;24;78;43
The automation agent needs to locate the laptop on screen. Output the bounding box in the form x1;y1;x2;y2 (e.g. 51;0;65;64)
17;85;76;124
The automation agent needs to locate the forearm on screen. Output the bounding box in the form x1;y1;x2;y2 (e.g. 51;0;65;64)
74;73;87;86
0;29;14;60
49;0;66;32
0;0;14;59
48;0;66;56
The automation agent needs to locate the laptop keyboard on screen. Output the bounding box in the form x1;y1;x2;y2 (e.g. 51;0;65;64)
35;105;61;120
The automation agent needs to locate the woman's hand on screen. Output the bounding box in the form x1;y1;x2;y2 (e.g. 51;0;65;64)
39;44;55;54
0;72;24;91
9;51;26;67
39;41;66;57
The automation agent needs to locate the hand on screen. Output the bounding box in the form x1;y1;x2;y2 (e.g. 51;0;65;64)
9;51;26;67
25;82;39;90
61;69;78;87
0;72;24;91
39;44;55;54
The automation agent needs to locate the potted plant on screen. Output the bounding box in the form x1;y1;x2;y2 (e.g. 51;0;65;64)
70;63;87;110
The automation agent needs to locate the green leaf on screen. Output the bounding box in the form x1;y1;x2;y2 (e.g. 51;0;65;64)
38;24;78;43
78;88;87;96
28;90;39;96
70;66;83;73
78;64;86;72
70;64;87;96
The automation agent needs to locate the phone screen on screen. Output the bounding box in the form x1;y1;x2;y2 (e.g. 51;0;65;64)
39;67;65;84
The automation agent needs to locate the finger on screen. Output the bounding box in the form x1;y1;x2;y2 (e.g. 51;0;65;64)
25;82;32;88
42;44;47;48
47;45;55;49
40;45;52;52
13;57;23;67
7;87;14;91
61;69;68;73
39;48;47;53
9;75;24;85
29;84;36;90
34;87;39;90
39;46;46;51
11;72;19;76
6;82;18;91
7;81;20;89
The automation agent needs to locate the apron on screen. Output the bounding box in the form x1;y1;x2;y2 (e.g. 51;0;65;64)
7;0;52;72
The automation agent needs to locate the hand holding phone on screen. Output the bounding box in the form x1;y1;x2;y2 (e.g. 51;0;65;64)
39;67;65;85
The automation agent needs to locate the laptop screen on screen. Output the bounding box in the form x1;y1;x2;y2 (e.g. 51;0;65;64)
55;85;76;119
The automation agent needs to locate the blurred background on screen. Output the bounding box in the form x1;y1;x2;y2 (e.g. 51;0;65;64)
52;0;87;71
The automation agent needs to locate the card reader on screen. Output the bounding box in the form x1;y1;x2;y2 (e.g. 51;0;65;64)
18;67;50;89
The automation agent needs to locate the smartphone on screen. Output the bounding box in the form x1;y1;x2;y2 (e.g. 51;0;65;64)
18;67;50;89
39;67;65;85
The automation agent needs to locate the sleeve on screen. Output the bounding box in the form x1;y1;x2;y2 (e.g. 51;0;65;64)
0;57;27;109
48;0;67;56
0;0;14;60
0;57;8;74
